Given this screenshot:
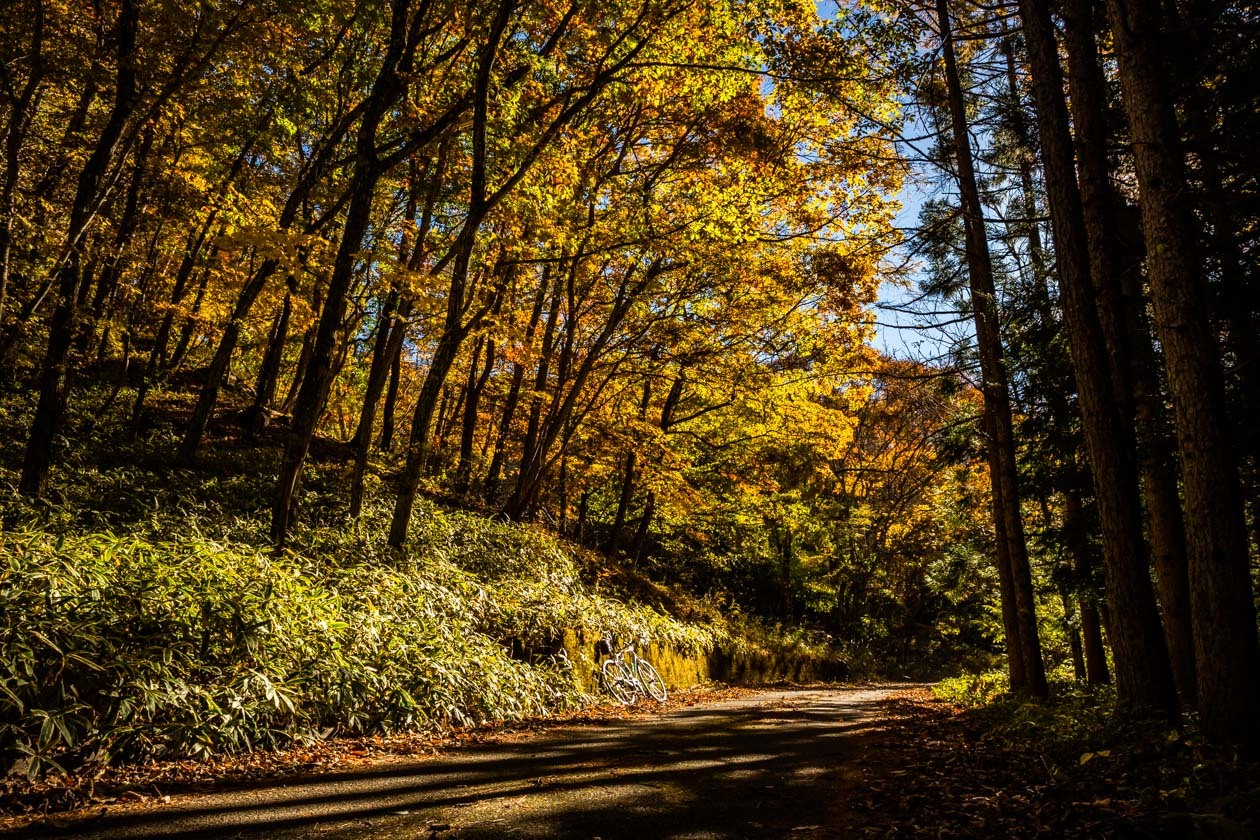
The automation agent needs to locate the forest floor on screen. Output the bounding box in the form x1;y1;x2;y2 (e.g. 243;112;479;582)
3;684;1257;839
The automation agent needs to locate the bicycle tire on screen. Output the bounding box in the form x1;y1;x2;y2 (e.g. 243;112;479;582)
636;658;668;702
602;659;638;705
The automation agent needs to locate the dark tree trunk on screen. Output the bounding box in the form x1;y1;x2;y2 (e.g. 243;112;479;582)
379;335;403;451
431;381;467;475
133;119;263;420
0;0;45;327
484;268;550;500
1;52;101;364
630;490;655;563
178;48;376;455
178;260;280;459
772;524;794;622
1019;0;1178;718
348;297;412;516
557;454;569;534
246;287;293;437
348;148;432;482
281;284;320;414
1060;0;1196;707
1106;0;1260;747
1063;489;1112;686
456;334;495;493
353;289;400;451
20;0;138;497
1164;0;1260;553
158;216;219;366
388;330;467;546
387;0;517;549
936;0;1045;697
606;379;652;555
85;122;154;360
606;450;637;555
576;489;590;545
1060;589;1087;682
167;241;221;372
506;267;564;513
502;262;658;521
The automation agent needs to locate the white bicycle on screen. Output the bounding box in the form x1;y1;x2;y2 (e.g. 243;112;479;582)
599;636;667;704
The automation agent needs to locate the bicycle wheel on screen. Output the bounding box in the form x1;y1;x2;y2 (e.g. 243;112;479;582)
636;658;668;702
602;659;638;705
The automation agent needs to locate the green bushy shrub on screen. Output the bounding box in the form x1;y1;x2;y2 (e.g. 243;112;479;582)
934;669;1012;707
0;502;715;780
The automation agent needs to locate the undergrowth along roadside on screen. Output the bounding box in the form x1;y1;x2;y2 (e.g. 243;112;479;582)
0;396;845;788
849;675;1260;837
0;490;735;783
849;685;1260;837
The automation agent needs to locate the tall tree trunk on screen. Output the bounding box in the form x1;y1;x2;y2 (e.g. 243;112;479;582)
272;0;435;545
1105;0;1260;747
20;0;138;497
936;0;1045;697
606;450;637;555
388;330;467;545
348;297;412;515
1060;589;1087;682
167;250;220;372
133;120;263;421
379;335;403;451
773;524;794;622
0;0;45;328
456;333;495;493
353;289;400;451
246;287;292;436
506;266;564;512
630;490;655;563
627;371;683;560
484;266;550;500
348;149;433;480
1162;0;1260;552
1018;0;1179;718
502;262;658;521
273;190;380;541
178;54;374;455
0;56;102;371
1060;0;1196;707
431;380;466;475
576;489;590;545
85;122;154;359
606;379;652;554
1040;497;1087;683
386;0;516;548
1063;489;1112;686
280;285;319;414
178;260;280;458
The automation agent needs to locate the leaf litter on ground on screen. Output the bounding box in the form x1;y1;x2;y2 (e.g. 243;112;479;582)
846;687;1260;838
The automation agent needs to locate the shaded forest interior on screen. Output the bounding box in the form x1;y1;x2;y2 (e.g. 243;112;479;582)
0;0;1258;817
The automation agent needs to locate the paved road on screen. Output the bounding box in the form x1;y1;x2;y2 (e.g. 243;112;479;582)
15;687;897;840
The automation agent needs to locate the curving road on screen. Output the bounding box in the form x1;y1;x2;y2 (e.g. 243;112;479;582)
15;687;899;840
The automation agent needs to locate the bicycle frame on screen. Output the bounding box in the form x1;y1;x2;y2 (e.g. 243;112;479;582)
600;637;667;704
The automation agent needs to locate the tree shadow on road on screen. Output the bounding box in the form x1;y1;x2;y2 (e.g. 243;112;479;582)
19;688;891;840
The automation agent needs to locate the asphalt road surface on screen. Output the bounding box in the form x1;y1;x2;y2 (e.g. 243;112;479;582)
14;686;899;840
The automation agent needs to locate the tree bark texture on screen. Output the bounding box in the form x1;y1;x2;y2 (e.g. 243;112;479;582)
1018;0;1178;718
1059;0;1196;707
20;0;138;497
936;0;1045;697
273;0;423;545
1106;0;1260;747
